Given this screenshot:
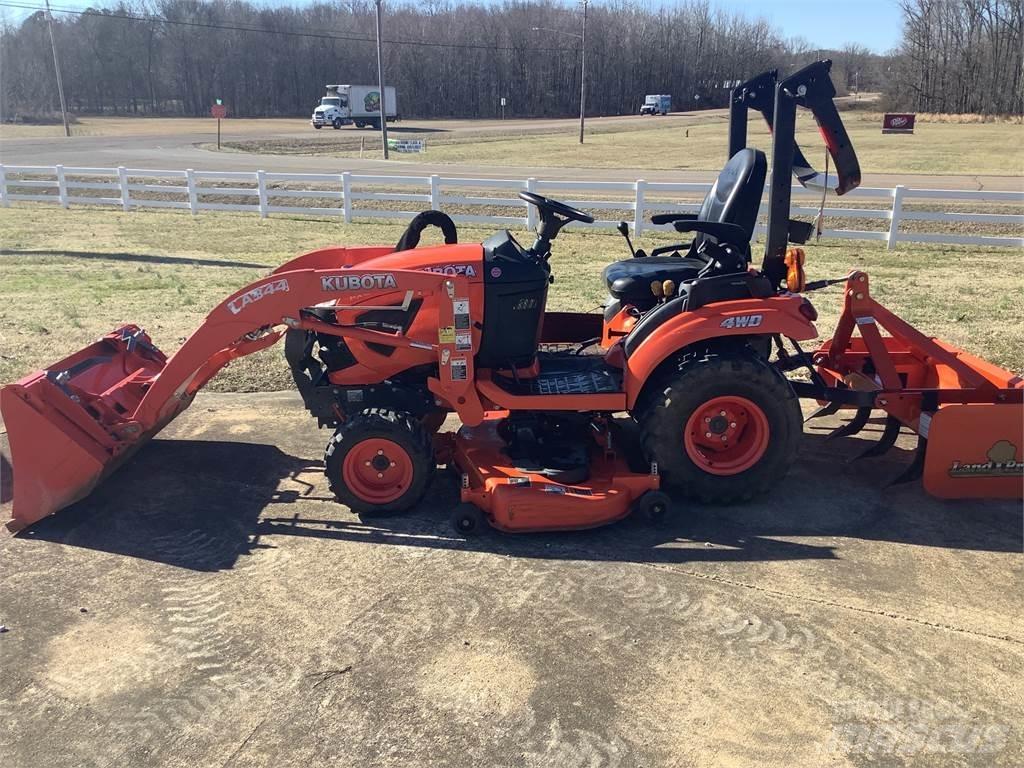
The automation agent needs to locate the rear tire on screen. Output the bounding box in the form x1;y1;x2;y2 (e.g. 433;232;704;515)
639;349;801;503
325;408;434;514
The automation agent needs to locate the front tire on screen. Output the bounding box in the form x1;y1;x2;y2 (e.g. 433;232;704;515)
639;349;802;503
325;409;434;514
332;118;343;129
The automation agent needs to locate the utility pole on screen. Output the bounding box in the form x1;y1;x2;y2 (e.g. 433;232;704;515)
578;0;587;144
531;7;587;143
44;0;70;137
374;0;389;160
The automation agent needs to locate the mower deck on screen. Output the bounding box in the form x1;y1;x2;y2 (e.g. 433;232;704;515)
452;416;659;533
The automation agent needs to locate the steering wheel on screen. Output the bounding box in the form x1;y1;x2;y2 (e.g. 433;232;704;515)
518;191;594;258
518;191;595;225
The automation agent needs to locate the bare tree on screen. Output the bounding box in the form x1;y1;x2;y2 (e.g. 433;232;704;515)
888;0;1023;114
0;0;921;120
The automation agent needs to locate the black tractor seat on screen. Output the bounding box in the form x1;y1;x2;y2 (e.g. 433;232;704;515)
602;148;767;305
602;256;706;302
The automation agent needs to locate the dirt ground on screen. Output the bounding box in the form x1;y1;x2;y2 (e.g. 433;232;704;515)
0;391;1021;768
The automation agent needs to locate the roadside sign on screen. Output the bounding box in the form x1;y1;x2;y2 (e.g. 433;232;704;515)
211;103;228;150
882;113;915;134
500;97;507;107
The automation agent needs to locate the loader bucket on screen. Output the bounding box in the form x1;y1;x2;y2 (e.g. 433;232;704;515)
1;326;171;533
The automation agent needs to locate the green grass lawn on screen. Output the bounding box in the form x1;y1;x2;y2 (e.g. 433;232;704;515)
0;205;1021;393
225;112;1024;176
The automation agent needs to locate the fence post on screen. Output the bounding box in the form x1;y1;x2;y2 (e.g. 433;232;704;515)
117;166;130;212
887;185;905;250
525;177;537;230
55;164;69;209
0;165;9;208
633;179;646;236
256;170;268;219
429;174;441;210
186;169;198;215
342;172;352;223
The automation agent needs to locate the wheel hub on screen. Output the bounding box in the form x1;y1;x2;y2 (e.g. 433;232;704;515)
684;396;770;476
341;438;414;504
708;414;729;435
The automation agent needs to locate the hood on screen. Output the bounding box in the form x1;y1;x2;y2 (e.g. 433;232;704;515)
357;243;485;283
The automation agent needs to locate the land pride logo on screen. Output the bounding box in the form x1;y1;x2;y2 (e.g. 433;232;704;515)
949;440;1023;479
321;273;398;292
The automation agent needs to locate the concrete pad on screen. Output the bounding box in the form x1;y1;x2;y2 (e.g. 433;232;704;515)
1;391;1021;767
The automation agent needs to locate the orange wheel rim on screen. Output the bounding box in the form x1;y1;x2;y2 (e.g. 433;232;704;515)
683;396;770;476
341;438;414;504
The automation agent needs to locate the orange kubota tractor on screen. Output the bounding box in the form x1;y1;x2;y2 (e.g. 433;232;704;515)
2;61;1021;536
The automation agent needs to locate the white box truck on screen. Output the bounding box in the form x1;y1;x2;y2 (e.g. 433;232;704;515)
311;84;399;129
640;94;671;116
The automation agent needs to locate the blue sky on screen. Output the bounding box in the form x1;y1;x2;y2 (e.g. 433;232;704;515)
6;0;905;53
716;0;903;53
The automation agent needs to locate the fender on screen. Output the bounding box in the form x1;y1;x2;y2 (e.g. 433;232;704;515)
623;295;817;408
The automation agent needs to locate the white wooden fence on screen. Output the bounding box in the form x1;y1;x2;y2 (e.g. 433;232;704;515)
0;164;1021;249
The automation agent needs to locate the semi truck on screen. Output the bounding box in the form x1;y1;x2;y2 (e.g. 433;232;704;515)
640;94;671;116
311;84;398;130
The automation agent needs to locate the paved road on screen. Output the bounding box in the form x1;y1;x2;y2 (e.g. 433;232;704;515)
2;114;1021;190
1;391;1021;767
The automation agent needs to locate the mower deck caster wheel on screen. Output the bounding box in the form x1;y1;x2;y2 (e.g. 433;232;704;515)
451;504;485;536
634;491;673;525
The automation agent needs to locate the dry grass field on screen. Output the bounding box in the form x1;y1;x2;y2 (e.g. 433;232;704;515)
4;110;1021;176
219;111;1024;176
1;204;1021;392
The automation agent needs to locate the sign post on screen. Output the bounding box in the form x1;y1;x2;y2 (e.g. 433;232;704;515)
500;96;506;120
211;100;227;149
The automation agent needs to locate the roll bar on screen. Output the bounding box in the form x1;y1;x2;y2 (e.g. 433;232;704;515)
728;60;862;286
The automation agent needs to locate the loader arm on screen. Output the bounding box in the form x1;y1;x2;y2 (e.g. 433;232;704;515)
2;260;482;532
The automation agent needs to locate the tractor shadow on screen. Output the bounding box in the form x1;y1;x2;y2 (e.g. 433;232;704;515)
13;427;1022;572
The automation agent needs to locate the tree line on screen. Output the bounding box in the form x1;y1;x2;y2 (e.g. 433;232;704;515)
0;0;833;120
0;0;1020;121
887;0;1023;114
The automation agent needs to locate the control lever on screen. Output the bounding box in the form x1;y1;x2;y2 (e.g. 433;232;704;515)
616;221;645;258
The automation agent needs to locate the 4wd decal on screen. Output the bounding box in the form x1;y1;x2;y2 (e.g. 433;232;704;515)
720;314;764;329
949;440;1022;479
227;278;289;315
423;264;477;278
321;273;397;292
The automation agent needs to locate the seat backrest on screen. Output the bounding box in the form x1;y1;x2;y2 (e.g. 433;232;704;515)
694;148;767;248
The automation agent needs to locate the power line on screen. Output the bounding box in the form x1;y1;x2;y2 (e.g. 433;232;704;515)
0;0;578;54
